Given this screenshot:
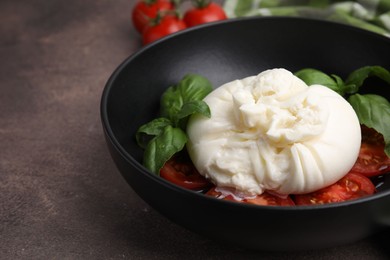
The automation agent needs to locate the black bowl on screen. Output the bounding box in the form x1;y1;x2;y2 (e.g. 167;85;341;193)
101;17;390;251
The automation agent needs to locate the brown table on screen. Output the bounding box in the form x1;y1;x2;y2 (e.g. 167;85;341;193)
1;0;390;258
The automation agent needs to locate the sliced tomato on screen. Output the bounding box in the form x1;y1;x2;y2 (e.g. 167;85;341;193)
245;192;296;206
294;172;376;205
350;126;390;177
205;187;237;202
206;187;295;206
160;154;211;191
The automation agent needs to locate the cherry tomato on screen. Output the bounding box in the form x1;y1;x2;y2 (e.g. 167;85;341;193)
183;1;227;27
245;193;295;206
142;14;187;45
160;155;211;191
350;126;390;177
206;187;295;206
132;0;175;33
294;172;376;205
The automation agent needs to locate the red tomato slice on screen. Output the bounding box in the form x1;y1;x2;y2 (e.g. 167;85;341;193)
246;192;295;206
206;187;295;206
183;2;227;27
160;155;211;191
351;126;390;177
205;187;237;202
294;172;376;205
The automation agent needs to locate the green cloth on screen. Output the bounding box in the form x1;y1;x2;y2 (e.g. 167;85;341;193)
223;0;390;36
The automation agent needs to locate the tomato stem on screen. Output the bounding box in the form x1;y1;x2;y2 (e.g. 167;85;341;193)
143;0;181;7
148;9;182;26
191;0;211;8
143;0;158;5
170;0;183;7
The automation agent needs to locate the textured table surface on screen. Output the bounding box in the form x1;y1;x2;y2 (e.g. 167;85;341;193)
1;0;390;259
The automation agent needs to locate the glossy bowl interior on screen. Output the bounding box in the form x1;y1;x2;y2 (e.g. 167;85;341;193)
101;17;390;251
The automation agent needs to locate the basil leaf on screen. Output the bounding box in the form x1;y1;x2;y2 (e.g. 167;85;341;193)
178;74;213;102
136;73;213;174
345;66;390;93
160;74;213;123
348;93;390;156
143;125;187;174
176;100;211;130
160;85;183;122
136;117;172;149
177;100;211;120
295;68;342;94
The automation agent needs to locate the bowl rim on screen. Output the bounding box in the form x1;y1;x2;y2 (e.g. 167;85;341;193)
100;16;390;211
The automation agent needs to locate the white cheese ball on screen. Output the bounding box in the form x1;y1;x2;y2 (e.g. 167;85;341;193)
186;68;361;195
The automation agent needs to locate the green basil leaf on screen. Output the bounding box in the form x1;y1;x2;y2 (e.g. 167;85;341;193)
295;68;342;94
178;74;213;102
345;66;390;93
348;93;390;156
176;100;211;130
160;85;183;122
136;117;173;149
143;125;187;174
177;100;211;120
160;74;213;123
137;74;213;174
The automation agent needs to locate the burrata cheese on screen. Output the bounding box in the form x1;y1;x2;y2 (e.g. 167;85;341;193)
186;68;361;195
